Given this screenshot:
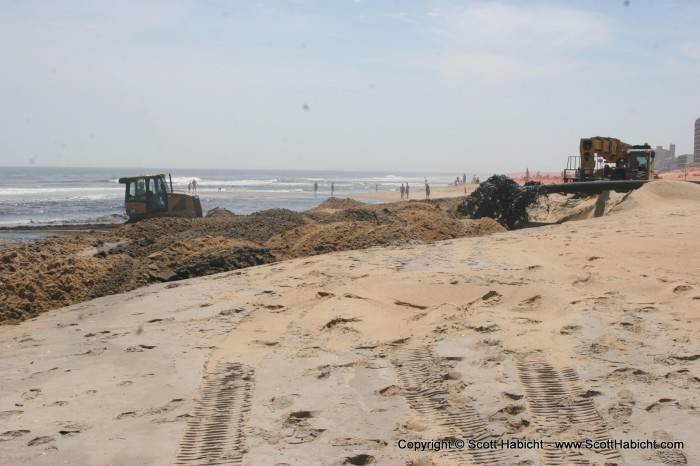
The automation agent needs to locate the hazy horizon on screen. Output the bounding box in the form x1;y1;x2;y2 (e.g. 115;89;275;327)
2;1;698;173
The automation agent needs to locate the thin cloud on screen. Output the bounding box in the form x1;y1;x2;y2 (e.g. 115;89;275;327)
435;3;610;51
679;41;700;61
423;3;611;84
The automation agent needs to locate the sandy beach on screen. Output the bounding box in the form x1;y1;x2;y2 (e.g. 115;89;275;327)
190;183;479;201
1;181;699;465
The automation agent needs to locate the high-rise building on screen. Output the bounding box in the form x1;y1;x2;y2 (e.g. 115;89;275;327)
695;118;700;160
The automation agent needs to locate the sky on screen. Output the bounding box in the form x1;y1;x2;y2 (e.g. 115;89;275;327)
1;0;699;173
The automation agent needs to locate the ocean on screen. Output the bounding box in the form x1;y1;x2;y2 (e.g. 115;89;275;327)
0;166;470;236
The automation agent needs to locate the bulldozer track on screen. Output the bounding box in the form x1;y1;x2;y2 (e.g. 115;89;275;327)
391;347;509;465
173;362;254;465
515;355;624;465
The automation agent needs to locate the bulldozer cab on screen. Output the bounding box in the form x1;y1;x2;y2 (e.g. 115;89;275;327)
626;145;655;180
119;174;169;218
119;173;202;221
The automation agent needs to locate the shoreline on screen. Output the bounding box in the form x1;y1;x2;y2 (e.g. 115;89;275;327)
192;183;477;200
0;185;475;234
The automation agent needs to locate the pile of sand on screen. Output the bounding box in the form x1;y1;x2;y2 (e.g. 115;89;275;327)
0;198;503;323
8;182;693;324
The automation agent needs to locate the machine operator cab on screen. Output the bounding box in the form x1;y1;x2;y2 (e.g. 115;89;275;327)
118;174;202;222
626;144;655;180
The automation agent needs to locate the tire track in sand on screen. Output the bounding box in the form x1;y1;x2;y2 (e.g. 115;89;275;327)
173;362;254;465
516;354;624;465
391;346;510;465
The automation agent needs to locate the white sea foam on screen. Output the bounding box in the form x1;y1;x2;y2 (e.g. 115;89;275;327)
0;187;122;197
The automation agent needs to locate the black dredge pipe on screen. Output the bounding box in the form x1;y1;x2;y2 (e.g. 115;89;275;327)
542;180;700;195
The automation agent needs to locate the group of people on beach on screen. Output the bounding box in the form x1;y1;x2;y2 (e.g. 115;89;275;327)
187;179;198;192
399;181;431;200
454;173;480;185
313;181;334;196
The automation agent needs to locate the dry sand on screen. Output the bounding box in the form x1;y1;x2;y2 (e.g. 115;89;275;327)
1;181;699;465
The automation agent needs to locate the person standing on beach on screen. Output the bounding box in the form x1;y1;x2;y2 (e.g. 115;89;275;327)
425;182;430;200
331;182;335;196
314;181;318;195
405;182;410;198
400;183;405;199
192;179;197;193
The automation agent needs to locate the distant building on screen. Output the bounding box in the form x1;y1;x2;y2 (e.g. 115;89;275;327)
654;144;676;171
695;118;700;162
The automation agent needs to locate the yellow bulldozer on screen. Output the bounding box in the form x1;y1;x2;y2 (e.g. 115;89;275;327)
118;174;202;222
564;137;655;182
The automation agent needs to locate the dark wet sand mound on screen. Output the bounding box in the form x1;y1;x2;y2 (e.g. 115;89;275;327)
1;198;505;323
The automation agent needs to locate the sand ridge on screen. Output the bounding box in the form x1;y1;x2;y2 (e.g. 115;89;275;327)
0;195;506;323
0;181;698;465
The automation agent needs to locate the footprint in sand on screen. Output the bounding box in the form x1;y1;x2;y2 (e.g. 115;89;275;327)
261;304;285;313
378;385;402;397
342;454;375;465
607;367;656;383
47;401;68;407
0;410;23;418
513;317;542;325
656;353;700;365
516;294;542;311
125;344;157;352
280;410;325;444
27;436;55;447
654;431;687;465
466;290;502;308
393;300;429;310
480;290;501;302
665;369;700;388
143;398;184;415
467;323;500;333
76;347;106;356
306;365;331;379
268;394;299;410
572;273;592;287
322;317;361;330
58;423;91;437
607;389;635;424
0;430;30;442
560;325;582;335
491;404;530;433
645;398;681;412
673;285;693;294
21;388;41;401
